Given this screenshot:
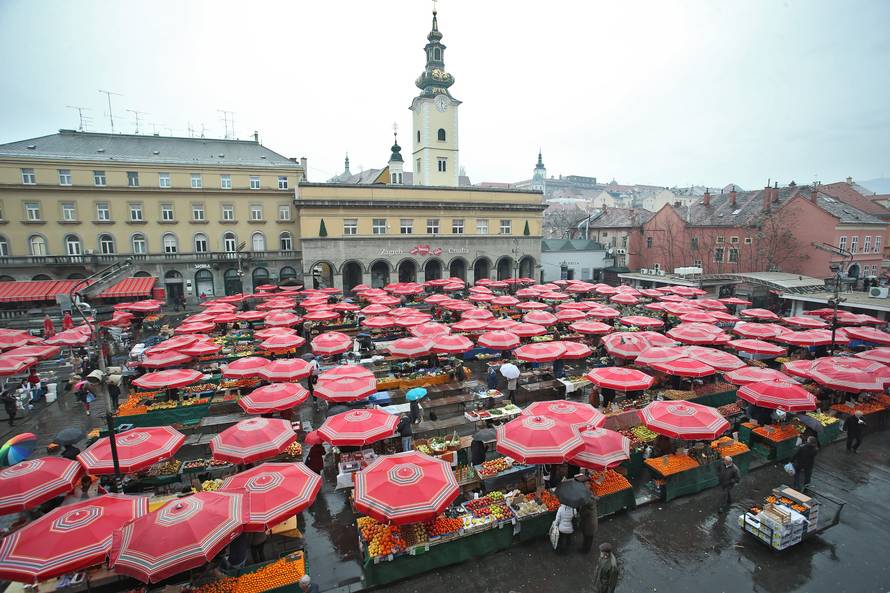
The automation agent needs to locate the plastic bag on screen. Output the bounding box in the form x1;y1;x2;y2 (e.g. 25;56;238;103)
783;462;796;476
549;521;560;550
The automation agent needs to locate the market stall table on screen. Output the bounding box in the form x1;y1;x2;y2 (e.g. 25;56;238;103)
740;422;801;461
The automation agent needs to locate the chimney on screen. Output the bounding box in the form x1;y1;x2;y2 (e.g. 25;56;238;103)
810;186;818;203
762;186;771;212
253;130;259;143
674;200;682;208
729;187;737;207
846;176;853;185
703;189;711;207
299;157;308;181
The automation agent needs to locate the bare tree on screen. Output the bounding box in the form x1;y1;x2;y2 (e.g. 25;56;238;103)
543;203;589;239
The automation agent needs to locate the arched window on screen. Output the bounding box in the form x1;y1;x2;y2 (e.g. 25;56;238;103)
64;234;81;256
32;274;51;281
251;232;266;252
29;235;47;256
163;233;178;254
279;231;293;252
279;266;297;282
98;234;115;255
0;235;9;257
131;233;147;254
193;233;208;253
223;232;238;252
437;128;446;141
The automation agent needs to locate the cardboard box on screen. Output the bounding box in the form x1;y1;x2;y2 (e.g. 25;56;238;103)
774;486;814;506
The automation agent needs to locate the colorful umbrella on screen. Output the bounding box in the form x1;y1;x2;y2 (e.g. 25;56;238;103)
314;365;378;402
495;415;584;464
78;427;185;475
514;341;567;363
585;367;655;391
257;358;312;382
318;409;399;447
354;452;459;525
639;401;729;440
210;418;297;464
406;387;427;402
567;428;631;470
0;433;38;467
522;400;605;429
132;369;203;390
737;380;817;412
0;494;148;583
0;457;84;515
724;366;794;386
311;332;352;355
222;356;270;379
109;491;248;583
238;383;309;414
219;463;321;531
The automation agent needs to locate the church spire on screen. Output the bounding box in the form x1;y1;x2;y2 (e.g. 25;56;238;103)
536;150;545;170
415;5;455;98
343;153;350;176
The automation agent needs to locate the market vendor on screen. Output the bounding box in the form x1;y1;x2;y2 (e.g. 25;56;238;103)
653;434;676;457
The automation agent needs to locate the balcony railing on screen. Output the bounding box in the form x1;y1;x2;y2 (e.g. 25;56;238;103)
0;250;301;267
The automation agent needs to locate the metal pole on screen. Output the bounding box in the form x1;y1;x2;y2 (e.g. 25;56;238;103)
104;411;121;492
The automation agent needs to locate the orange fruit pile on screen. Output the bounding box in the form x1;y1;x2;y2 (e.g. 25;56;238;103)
190;577;237;593
588;470;632;497
753;424;801;442
233;556;305;593
426;515;462;537
116;395;147;416
644;454;700;476
710;436;750;457
539;490;560;512
357;516;405;557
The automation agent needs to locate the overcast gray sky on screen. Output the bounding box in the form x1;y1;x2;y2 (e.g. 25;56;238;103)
1;0;888;189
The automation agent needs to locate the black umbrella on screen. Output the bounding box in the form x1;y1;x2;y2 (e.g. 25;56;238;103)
301;353;316;362
795;413;826;433
556;477;592;508
55;427;86;446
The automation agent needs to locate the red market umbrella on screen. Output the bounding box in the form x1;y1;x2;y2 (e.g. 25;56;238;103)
726;339;788;357
318;408;399;446
694;299;728;311
514;341;567;363
619;315;664;329
711;311;740;323
78;427;185;475
236;310;268;322
315;365;377;402
258;358;312;382
212;313;238;324
393;315;432;328
333;302;360;312
679;311;718;324
855;347;890;365
739;308;780;320
109;491;248;583
210;418;297;464
559;341;593;359
495;415;584;464
650;357;716;378
0;356;38;376
491;295;520;306
485;318;517;331
311;332;352;355
303;310;340;322
720;297;752;306
239;383;309;414
0;457;83;515
682;346;745;371
569;320;613;335
354;452;459;525
219;463;320;530
601;332;674;359
254;327;297;339
522;400;606;429
555;309;587;323
586;367;655;391
409;322;452;339
515;301;550;311
361;304;392;315
387;337;433;358
132;369;203;390
807;357;890;393
781;360;815;379
451;318;489;332
843;326;890;345
731;321;789;340
725;366;795;385
363;315;397;329
587;306;621;319
461;308;495;320
523;311;558;325
510;322;548;338
264;311;303;327
223;356;270;379
44;330;90;346
640;401;730;440
469;293;495;303
781;316;828;329
430;334;474;354
610;293;639;305
259;334;307;352
666;323;729;345
775;330;839;348
178;340;222;357
477;330;520;350
140;351;192;369
568;427;631;470
0;332;32;351
2;344;60;361
635;346;685;366
738;380;817;412
0;494;148;583
174;322;215;334
145;335;198;353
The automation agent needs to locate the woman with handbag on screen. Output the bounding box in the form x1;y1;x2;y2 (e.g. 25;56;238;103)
552;503;578;554
74;380;94;416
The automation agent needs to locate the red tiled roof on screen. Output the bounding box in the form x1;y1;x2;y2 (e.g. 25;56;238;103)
820;182;890;218
98;276;157;298
0;280;83;303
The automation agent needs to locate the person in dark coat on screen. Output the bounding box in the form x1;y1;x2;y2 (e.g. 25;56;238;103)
792;436;819;491
249;530;269;564
61;444;81;461
717;455;741;512
305;444;325;476
397;414;413;452
2;391;17;427
409;400;422;425
843;410;865;452
579;495;599;553
593;542;619;593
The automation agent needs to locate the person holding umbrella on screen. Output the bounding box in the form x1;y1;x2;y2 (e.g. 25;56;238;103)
500;363;520;404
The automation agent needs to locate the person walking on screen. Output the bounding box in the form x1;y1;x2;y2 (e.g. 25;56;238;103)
717;455;741;512
398;414;413;452
305;443;325;476
506;376;518;405
2;390;17;427
843;410;866;453
579;496;598;553
593;542;620;593
107;374;123;412
553;503;577;554
409;399;423;425
297;575;320;593
792;436;819;491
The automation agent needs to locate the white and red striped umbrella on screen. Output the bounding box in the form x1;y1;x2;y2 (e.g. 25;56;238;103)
610;293;639;305
496;415;584;464
387;337;433;358
132;369;203;390
253;327;297;339
362;315;397;329
640;401;729;440
140;351;192;369
522;400;606;429
568;428;631;470
78;427;186;475
725;366;795;386
601;331;675;359
739;308;780;320
569;320;614;335
477;330;521;350
0;332;33;351
635;346;685;365
738;380;817;412
720;297;752;306
491;295;520;306
515;301;550;311
354;452;459;525
781;359;816;379
451;319;489;332
408;322;452;339
514;341;567;363
0;356;38;377
212;313;238;324
523;311;558;325
264;311;303;327
222;356;270;379
257;358;312;382
682;346;745;371
694;299;728;311
555;309;587;323
726;339;788;357
0;494;148;583
44;330;90;346
236;310;268;322
711;311;740;323
469;293;495;303
807;357;890;393
559;341;593;359
210;418;297;464
174;322;215;335
843;326;890;345
430;334;474;354
361;304;392;315
303;310;340;322
393;315;432;328
146;335;199;354
333;302;360;312
219;463;321;531
650;357;716;378
486;318;518;331
619;315;664;329
259;334;307;352
731;321;789;340
315;365;377;402
585;367;655;391
588;306;622;320
109;491;248;583
855;347;890;365
510;322;548;338
2;344;61;361
238;383;309;414
461;310;495;322
0;457;83;515
178;340;222;357
781;316;828;329
311;332;352;355
667;323;729;345
318;408;399;446
776;329;843;347
679;311;719;324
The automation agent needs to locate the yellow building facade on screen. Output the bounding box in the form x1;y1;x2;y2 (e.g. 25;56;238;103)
0;130;304;301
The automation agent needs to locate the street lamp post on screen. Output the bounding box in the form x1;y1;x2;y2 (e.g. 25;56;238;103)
828;264;847;356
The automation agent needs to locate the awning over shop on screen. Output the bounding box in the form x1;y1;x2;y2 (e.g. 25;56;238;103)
0;280;83;303
99;276;157;299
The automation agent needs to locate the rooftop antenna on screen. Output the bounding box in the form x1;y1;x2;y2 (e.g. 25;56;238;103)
217;110;235;139
199;123;206;138
125;109;146;134
66;105;90;131
98;89;122;133
187;122;194;138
